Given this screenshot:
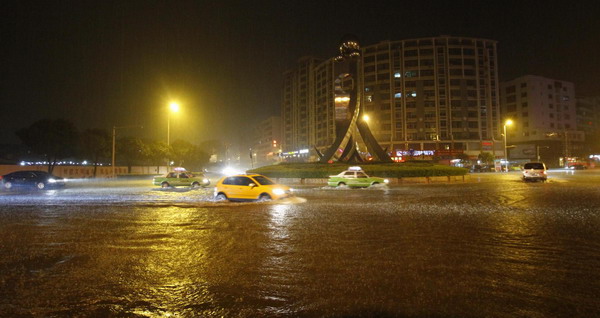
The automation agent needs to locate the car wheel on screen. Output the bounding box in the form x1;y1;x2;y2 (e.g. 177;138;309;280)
4;181;12;189
161;182;170;188
258;194;272;202
215;193;228;201
36;182;45;190
338;182;346;187
191;182;200;188
371;182;379;186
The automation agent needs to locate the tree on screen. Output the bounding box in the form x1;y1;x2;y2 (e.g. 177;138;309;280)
456;153;471;165
145;140;169;173
80;128;111;177
16;119;79;173
116;137;148;173
171;139;210;171
478;152;495;164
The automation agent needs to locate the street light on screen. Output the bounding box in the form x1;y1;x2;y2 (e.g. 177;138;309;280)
167;102;180;147
167;102;180;168
363;114;370;122
503;119;513;171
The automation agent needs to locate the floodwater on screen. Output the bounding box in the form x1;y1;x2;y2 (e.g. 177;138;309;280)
1;170;600;317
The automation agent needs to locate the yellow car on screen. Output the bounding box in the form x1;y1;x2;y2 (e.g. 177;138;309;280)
214;174;292;202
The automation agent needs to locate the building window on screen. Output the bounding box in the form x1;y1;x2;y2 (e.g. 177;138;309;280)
404;49;418;57
394;72;401;78
421;69;434;76
394;93;402;98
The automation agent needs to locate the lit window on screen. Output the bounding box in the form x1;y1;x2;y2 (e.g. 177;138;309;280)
366;95;373;102
394;72;401;78
411;91;417;97
394;93;402;98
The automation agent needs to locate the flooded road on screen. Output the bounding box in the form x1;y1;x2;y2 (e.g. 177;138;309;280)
1;170;600;317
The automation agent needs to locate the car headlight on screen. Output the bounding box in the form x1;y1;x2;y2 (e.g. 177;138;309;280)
48;178;56;183
203;178;209;183
272;188;285;196
383;179;389;184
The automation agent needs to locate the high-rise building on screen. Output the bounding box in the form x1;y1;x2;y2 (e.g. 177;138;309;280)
576;96;600;155
282;36;502;161
500;75;585;165
251;116;282;166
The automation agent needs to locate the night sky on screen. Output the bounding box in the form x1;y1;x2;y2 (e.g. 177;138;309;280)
2;0;599;146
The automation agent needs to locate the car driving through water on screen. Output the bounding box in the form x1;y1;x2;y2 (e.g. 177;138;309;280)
327;166;389;188
1;170;66;190
214;174;292;202
153;168;210;188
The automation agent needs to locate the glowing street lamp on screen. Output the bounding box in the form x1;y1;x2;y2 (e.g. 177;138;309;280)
503;119;513;171
363;114;370;122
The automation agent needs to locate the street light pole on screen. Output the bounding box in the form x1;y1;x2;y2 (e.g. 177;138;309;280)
167;102;180;168
503;119;513;172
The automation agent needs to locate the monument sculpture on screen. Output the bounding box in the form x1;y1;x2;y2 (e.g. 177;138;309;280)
318;35;393;163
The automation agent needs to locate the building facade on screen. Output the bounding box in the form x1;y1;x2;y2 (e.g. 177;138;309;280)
577;96;600;153
251;116;282;166
500;75;584;166
282;36;502;161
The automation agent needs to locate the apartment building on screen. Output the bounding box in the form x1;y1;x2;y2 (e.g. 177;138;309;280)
282;36;502;161
576;96;600;155
251;116;282;166
500;75;584;164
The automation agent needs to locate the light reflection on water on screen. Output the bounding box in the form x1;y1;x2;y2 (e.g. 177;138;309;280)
1;174;600;316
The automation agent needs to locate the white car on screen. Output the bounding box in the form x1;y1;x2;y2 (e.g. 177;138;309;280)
522;162;547;182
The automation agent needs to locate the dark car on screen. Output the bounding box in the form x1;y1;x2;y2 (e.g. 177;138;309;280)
470;165;493;173
1;171;66;190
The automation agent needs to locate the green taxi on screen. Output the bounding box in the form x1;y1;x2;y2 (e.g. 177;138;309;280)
153;169;210;188
327;166;389;188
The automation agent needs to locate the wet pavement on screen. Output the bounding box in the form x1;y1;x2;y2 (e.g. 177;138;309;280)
1;170;600;317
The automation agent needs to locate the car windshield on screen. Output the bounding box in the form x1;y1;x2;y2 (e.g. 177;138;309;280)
252;176;274;185
524;163;545;169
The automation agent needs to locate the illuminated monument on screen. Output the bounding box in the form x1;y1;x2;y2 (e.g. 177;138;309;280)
318;35;393;163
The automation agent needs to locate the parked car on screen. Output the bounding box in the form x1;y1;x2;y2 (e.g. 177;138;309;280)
214;174;292;202
327;166;389;188
153;170;210;188
470;164;494;173
522;162;547;182
1;170;66;190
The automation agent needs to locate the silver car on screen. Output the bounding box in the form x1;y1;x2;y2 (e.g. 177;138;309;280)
522;162;547;182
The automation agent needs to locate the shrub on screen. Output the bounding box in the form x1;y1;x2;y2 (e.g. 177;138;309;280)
248;162;467;178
